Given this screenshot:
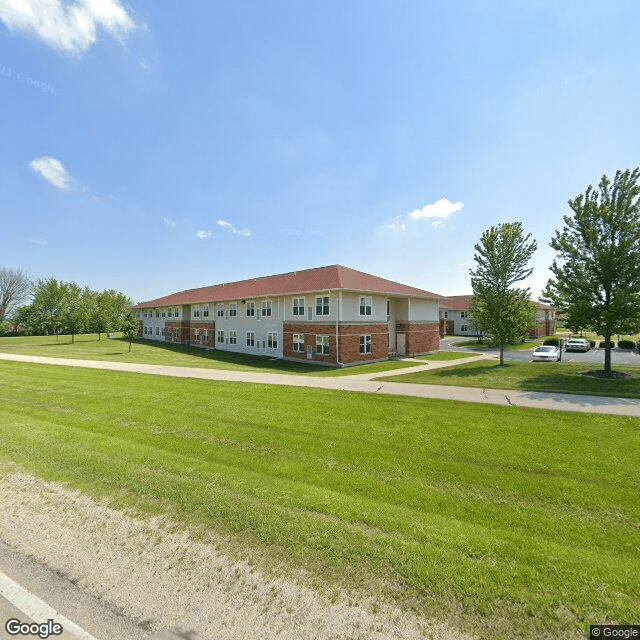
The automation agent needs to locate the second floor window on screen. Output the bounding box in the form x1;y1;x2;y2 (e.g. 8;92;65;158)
262;300;272;317
292;298;305;315
246;302;255;317
315;296;329;316
359;297;372;316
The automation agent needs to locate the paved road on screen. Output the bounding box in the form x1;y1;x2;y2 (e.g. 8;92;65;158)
1;352;640;416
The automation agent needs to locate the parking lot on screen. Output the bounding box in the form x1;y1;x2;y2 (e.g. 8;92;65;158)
441;337;640;365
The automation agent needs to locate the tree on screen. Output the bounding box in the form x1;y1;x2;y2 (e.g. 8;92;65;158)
121;310;140;352
0;268;31;323
470;222;537;364
544;168;640;376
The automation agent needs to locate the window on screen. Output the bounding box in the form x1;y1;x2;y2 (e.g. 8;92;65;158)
217;303;224;317
443;311;448;319
155;310;159;318
292;298;305;316
202;330;208;342
262;300;272;317
315;296;330;316
461;311;468;319
461;324;469;332
174;308;179;318
155;327;159;335
161;327;165;336
229;330;237;345
386;299;390;316
246;302;255;317
359;296;372;316
316;335;329;355
246;331;255;347
203;305;209;317
229;303;237;317
162;310;166;318
267;331;278;348
217;330;224;343
194;307;200;318
293;333;304;352
194;328;200;340
360;335;372;354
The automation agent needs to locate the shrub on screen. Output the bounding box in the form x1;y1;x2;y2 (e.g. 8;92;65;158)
618;340;635;349
589;340;596;347
599;341;615;349
543;338;560;346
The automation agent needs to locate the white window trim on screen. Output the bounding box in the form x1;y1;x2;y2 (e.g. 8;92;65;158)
293;333;304;352
359;296;372;316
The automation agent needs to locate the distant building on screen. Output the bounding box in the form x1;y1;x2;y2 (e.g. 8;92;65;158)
439;296;557;338
134;265;443;366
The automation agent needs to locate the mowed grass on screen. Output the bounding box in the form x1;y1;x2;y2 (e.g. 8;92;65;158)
0;362;638;639
416;351;481;361
379;360;640;398
0;334;419;377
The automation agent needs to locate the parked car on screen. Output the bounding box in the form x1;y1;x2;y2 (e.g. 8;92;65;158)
564;338;590;352
532;345;560;361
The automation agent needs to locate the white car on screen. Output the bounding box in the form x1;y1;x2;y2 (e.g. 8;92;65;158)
564;338;590;352
532;345;560;361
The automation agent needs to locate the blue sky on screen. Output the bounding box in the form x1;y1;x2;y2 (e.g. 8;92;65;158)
2;1;639;303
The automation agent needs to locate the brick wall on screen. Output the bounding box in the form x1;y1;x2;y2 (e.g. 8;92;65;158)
165;321;191;344
189;321;215;348
396;322;439;356
283;323;389;364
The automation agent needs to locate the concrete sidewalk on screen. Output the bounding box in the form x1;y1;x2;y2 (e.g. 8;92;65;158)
1;352;640;416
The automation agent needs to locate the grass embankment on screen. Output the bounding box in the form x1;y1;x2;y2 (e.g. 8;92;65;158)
0;361;638;640
379;360;640;398
0;334;419;377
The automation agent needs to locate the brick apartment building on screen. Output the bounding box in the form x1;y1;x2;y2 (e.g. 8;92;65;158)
134;265;442;366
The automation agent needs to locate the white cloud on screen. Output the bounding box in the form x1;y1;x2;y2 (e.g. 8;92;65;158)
0;0;136;55
29;238;48;245
408;198;464;220
163;216;176;227
217;219;252;238
196;230;212;240
431;220;444;228
29;156;73;190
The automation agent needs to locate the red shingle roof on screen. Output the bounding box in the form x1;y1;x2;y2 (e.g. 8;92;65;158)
135;265;442;309
440;295;471;311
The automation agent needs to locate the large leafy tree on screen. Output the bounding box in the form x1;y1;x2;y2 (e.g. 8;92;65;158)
470;222;537;364
544;168;640;375
0;268;32;323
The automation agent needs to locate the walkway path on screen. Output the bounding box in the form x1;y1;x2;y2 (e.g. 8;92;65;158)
2;352;640;416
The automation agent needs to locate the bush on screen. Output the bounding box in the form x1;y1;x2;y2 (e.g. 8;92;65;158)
599;341;616;349
618;340;635;349
543;338;560;346
589;340;596;347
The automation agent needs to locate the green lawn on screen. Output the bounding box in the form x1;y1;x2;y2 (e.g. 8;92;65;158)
0;334;419;377
416;351;481;361
379;360;640;398
0;361;638;640
450;338;543;350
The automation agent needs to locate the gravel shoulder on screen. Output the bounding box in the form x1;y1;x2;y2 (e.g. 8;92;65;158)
0;465;474;640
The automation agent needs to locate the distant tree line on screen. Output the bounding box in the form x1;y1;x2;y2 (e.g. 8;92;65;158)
11;278;133;342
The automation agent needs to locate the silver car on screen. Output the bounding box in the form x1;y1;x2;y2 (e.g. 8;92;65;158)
565;338;590;352
532;345;560;361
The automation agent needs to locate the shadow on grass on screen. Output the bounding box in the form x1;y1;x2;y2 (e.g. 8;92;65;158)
118;338;331;374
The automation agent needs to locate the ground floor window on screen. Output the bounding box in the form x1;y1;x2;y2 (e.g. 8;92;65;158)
217;330;224;343
267;331;278;349
360;334;372;354
202;331;208;342
229;330;237;345
461;324;468;332
293;333;304;352
161;327;165;336
316;335;329;355
246;331;255;347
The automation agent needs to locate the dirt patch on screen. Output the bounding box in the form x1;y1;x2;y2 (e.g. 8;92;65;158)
582;369;631;379
0;466;473;640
